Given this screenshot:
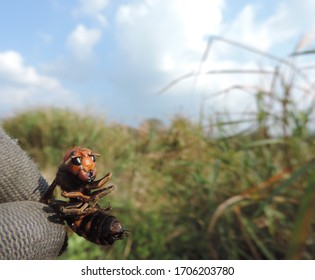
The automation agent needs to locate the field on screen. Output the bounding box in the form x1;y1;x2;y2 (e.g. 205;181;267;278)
2;41;315;259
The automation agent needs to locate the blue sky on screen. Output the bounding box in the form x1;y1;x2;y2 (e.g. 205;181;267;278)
0;0;314;126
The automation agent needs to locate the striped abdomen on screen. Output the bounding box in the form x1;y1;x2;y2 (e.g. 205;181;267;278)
66;210;127;245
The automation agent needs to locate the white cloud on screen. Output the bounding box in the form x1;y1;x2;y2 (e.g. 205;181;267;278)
285;0;315;31
116;2;150;24
0;51;67;90
0;51;74;115
114;0;224;81
0;51;41;85
66;24;102;61
108;0;227;121
224;4;297;52
106;0;314;126
73;0;108;27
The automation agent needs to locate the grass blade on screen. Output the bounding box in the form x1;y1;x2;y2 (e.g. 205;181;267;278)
286;173;315;259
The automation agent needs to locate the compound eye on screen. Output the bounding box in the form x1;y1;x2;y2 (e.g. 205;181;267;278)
71;157;82;166
90;155;96;162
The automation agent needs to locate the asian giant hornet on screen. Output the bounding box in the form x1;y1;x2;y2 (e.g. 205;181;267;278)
40;147;115;215
40;147;128;245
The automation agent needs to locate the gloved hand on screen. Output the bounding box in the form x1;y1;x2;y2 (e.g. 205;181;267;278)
0;128;67;259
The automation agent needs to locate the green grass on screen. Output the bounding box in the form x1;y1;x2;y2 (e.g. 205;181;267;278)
2;103;315;260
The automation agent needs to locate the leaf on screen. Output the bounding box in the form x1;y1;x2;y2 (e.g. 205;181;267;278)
240;216;275;259
267;158;315;202
286;173;315;259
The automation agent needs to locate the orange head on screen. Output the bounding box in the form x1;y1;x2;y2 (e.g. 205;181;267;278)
63;147;100;182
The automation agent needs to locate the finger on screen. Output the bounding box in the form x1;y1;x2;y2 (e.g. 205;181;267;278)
0;201;67;260
0;128;49;203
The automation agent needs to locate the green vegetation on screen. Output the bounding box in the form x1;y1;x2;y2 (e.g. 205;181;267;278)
2;100;315;260
2;38;315;259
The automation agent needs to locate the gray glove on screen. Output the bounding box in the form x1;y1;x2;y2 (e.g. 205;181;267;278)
0;128;67;259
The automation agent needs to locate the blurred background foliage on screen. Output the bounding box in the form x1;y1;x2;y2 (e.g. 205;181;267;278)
2;102;315;260
2;41;315;259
